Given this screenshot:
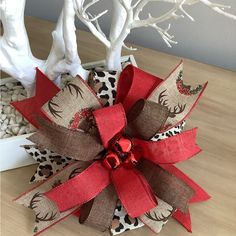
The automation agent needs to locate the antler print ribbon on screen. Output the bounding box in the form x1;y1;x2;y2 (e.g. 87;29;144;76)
13;61;210;235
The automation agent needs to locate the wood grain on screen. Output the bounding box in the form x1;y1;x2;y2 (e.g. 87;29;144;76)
1;16;236;236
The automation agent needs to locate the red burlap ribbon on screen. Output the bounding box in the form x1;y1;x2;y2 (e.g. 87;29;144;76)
11;68;60;128
13;62;210;234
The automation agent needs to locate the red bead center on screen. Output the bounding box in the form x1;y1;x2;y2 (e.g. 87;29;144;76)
102;137;141;169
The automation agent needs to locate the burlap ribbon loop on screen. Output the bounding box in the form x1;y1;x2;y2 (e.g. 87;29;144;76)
137;159;194;212
28;117;104;161
29;99;169;162
79;185;118;232
125;99;169;140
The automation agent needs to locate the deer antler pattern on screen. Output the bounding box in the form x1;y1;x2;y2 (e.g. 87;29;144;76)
47;98;63;119
63;81;84;98
29;192;58;223
35;211;57;223
69;167;84;179
28;192;43;210
145;208;175;223
169;103;186;118
158;90;186;118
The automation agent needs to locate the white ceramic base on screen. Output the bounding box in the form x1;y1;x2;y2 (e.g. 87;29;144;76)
0;55;137;172
0;134;34;172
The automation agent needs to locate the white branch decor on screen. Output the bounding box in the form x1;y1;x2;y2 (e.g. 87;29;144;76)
73;0;236;70
0;0;44;96
0;0;236;95
0;0;88;96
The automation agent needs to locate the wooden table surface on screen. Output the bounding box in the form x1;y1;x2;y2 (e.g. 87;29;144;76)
1;16;236;236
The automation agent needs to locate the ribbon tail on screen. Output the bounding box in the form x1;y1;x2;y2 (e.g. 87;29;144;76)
147;61;208;130
73;210;81;218
111;166;157;218
44;161;111;212
11;68;60;128
137;159;194;213
14;161;88;235
134;128;201;164
139;196;175;234
173;209;192;232
160;164;211;203
79;185;118;231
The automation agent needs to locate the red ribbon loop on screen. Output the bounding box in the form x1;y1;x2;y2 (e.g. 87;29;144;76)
115;65;162;112
93;103;127;148
159;163;211;203
111;166;157;218
133;128;201;164
44;161;111;212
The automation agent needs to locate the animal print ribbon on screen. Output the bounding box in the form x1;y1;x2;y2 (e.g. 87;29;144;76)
13;61;210;235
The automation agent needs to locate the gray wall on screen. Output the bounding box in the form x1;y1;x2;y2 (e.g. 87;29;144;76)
25;0;236;71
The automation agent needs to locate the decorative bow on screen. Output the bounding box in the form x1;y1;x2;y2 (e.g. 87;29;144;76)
13;61;210;235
